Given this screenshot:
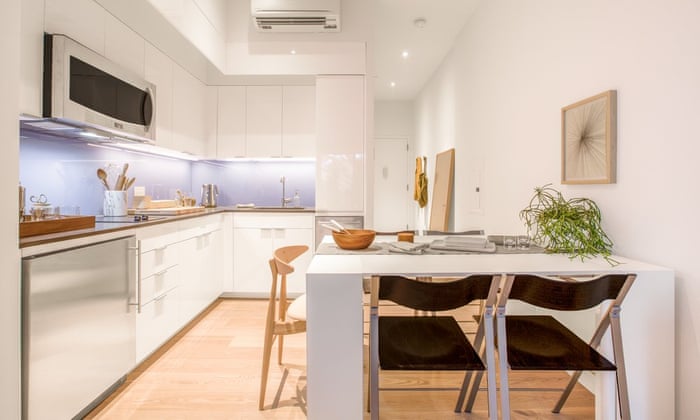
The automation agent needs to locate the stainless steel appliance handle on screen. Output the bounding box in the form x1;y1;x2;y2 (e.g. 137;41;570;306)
128;241;142;313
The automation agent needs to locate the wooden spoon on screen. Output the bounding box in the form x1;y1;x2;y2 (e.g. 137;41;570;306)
330;219;351;234
97;168;111;190
123;177;136;191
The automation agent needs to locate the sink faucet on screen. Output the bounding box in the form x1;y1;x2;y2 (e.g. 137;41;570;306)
280;176;292;207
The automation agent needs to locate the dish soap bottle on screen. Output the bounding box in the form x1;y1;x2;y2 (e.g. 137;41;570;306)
292;190;301;208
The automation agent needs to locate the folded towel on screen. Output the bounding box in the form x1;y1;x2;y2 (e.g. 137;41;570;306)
429;240;497;253
388;242;429;255
444;235;488;246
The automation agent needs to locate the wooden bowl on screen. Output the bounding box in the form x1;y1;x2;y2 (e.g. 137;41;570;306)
332;229;376;250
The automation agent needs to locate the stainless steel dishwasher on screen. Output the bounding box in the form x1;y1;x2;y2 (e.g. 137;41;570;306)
22;235;137;420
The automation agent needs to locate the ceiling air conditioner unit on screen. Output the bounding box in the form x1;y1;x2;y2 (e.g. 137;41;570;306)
251;0;340;32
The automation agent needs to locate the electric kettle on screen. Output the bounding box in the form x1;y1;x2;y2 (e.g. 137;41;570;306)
201;184;219;208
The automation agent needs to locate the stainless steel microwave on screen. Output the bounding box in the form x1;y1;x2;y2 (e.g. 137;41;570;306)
43;33;156;143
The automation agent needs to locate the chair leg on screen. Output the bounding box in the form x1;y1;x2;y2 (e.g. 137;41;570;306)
455;371;474;412
277;335;285;365
369;311;379;420
610;309;631;420
497;311;511;420
483;311;498;420
552;371;583;413
259;330;275;410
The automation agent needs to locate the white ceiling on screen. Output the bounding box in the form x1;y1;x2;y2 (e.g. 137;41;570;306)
142;0;481;102
371;0;480;101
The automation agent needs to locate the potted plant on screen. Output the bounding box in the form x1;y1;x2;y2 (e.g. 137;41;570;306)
519;184;616;263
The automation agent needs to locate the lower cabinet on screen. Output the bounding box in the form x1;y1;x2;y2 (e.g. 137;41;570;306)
232;213;314;296
178;217;224;323
134;214;224;363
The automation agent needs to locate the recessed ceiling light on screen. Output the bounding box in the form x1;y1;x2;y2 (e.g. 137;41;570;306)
401;50;409;59
413;17;427;28
290;49;297;54
390;81;396;88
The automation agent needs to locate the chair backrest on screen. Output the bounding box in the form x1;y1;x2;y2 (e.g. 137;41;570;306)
500;273;636;311
372;274;498;312
268;245;309;321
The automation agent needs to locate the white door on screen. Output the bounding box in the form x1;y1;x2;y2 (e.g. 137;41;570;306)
373;138;410;232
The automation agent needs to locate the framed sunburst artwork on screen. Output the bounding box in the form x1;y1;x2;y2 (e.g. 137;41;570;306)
561;90;617;184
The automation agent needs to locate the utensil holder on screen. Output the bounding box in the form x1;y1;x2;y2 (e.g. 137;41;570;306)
103;190;127;216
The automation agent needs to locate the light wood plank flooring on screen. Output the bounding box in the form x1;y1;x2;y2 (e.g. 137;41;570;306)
87;298;595;419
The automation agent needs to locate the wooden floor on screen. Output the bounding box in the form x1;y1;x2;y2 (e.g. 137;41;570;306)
87;298;595;419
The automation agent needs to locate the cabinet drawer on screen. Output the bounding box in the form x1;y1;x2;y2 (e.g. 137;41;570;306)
136;287;180;362
233;213;313;229
141;264;179;304
140;242;179;278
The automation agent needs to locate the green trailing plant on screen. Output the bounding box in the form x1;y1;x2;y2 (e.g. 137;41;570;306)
519;184;616;264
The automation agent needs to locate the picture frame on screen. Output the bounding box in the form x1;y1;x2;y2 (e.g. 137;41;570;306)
561;90;617;184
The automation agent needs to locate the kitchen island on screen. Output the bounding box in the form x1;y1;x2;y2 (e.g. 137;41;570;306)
305;236;674;420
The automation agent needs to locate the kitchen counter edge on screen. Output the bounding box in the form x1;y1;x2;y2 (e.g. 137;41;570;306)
19;207;315;248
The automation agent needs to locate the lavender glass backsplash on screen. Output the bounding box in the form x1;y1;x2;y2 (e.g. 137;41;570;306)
20;130;316;215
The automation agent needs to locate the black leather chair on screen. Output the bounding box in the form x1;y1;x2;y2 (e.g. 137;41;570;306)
494;273;636;420
368;274;500;420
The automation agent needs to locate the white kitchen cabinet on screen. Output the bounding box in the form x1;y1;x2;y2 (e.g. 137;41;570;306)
315;75;365;213
19;0;44;117
44;0;106;55
282;85;316;157
178;215;223;323
135;226;182;363
172;64;206;155
104;16;145;78
232;213;314;296
246;85;282;157
144;42;175;149
217;86;246;158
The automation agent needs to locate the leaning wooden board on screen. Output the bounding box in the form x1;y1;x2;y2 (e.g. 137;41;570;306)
128;206;206;216
429;148;455;231
19;215;96;237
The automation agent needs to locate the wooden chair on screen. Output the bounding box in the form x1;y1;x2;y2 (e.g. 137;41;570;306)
368;274;500;420
494;273;636;420
258;245;309;410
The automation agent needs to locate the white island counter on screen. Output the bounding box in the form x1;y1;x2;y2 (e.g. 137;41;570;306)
305;236;674;419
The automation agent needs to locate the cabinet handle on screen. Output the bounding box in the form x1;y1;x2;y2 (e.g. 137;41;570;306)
154;245;168;252
154;268;169;277
128;241;142;314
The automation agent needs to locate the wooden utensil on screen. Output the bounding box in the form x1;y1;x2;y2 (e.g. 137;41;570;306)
330;219;351;234
123;177;135;191
97;168;111;190
115;163;129;190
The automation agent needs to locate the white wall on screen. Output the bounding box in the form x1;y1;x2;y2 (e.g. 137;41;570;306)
1;0;22;417
374;100;414;139
414;0;700;417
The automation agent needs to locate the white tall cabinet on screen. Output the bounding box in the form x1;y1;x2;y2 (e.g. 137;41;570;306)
315;76;365;213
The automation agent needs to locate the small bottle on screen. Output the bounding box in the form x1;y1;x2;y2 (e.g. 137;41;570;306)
292;190;301;207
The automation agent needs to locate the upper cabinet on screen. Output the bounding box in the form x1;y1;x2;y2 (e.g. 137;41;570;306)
144;43;175;149
216;85;316;159
217;86;246;158
172;65;207;156
315;75;365;213
104;17;145;78
45;0;106;55
19;0;44;117
282;85;316;157
245;86;282;158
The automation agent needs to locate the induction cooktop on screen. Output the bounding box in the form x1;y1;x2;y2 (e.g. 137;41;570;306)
95;215;167;223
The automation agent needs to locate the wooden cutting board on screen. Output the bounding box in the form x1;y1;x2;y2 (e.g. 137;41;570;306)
128;206;206;216
19;215;96;237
